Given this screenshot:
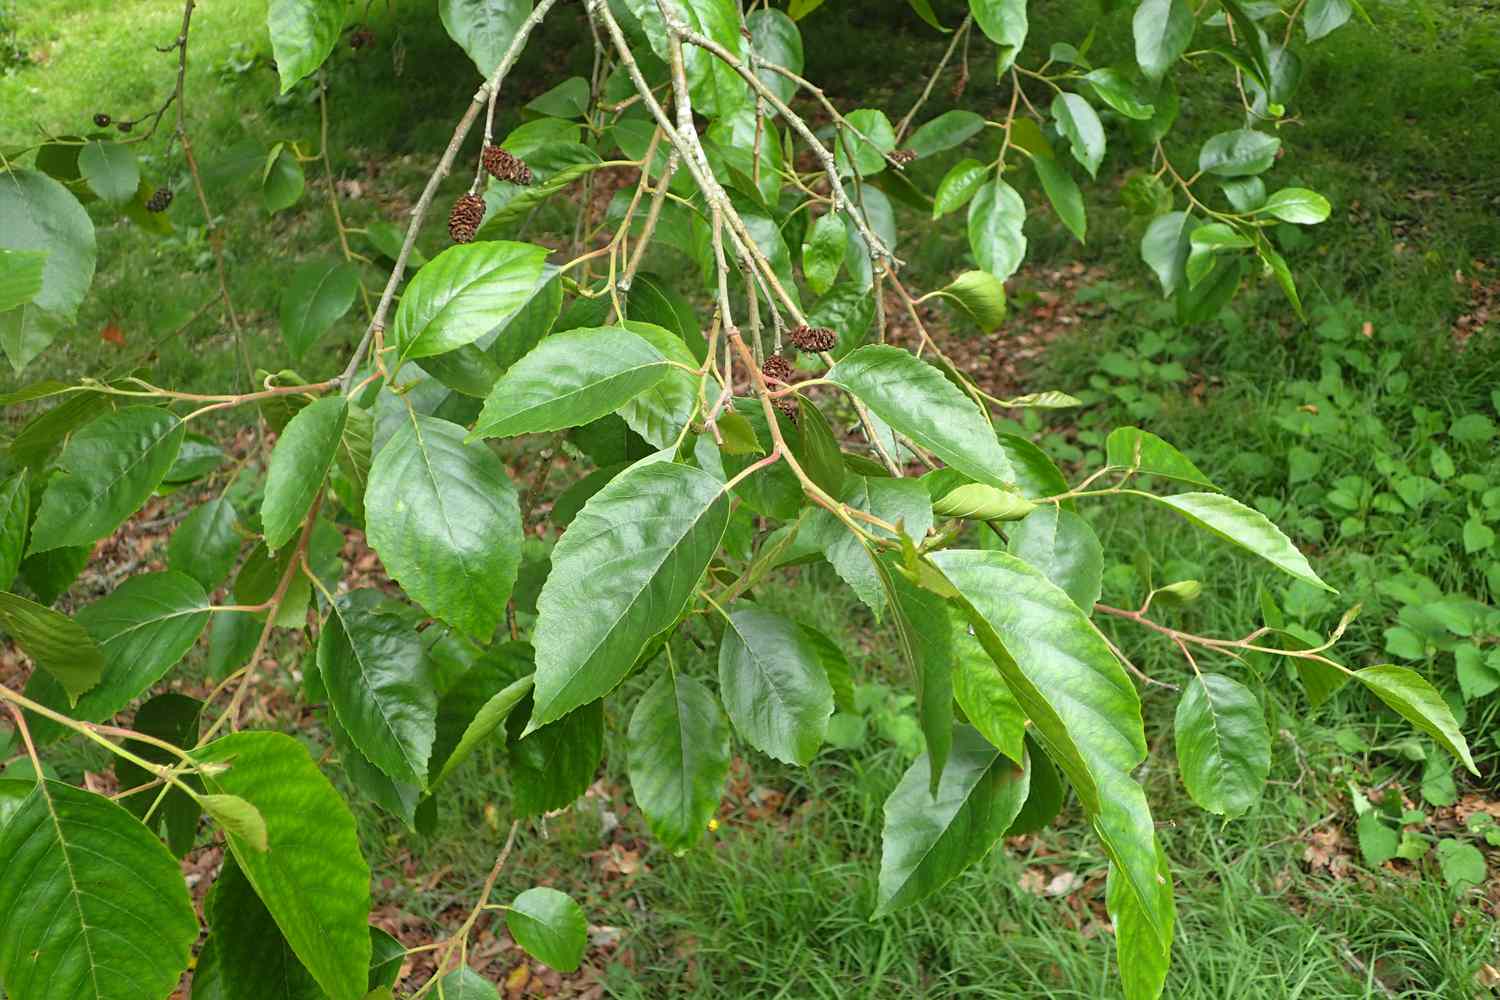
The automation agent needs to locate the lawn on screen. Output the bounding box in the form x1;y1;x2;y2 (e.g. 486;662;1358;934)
1;0;1498;997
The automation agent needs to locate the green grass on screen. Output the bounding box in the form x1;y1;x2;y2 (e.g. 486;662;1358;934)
4;0;1499;996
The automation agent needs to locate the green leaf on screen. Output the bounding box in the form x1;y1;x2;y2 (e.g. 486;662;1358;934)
0;472;28;590
906;0;948;31
804;475;932;619
747;8;804;108
0;248;48;313
933;158;987;220
200;793;269;853
1258;242;1303;318
1354;665;1477;775
1084;68;1155;120
936;270;1009;331
1304;0;1352;41
1033;154;1086;243
509;696;603;815
1051;92;1106;178
628;670;731;850
262;394;347;551
934;483;1036;521
1007;734;1063;834
719;606;835;766
616;321;699;450
0;170;96;371
280;260;360;360
366;413;521;640
507;887;588;971
1007;506;1103;612
793;397;846;499
624;0;749;116
430;967;501;999
951;623;1027;765
267;0;345;92
0;591;103;705
827;345;1014;489
209;852;324;1000
393;241;549;361
432;672;533;787
1145;492;1332;591
966;179;1028;280
1106;426;1217;489
530;462;729;729
27;405;184;554
1262;187;1330;224
802;212;846;296
1187;222;1253;288
525;76;590;119
317;590;439;789
1435;838;1486;889
1141;211;1191;297
834;108;895;178
1106;840;1174;1000
78;140;138;205
262;144;305;213
1133;0;1194;80
440;0;529;76
1173;672;1270;817
168;498;241;590
1197;129;1280;177
880;561;958;790
0;781;197;1000
473;326;669;438
874;725;1030;915
194;731;372;1000
324;707;422;830
908;111;986;157
969;0;1028;71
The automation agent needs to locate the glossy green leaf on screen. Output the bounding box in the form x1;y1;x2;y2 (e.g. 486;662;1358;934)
827;345;1014;489
1146;492;1332;591
0;781;197;1000
0;472;28;590
747;8;804;107
1106;840;1175;1000
0;592;103;706
1198;129;1280;177
834;108;895;178
1007;506;1103;612
1174;672;1270;817
530;462;728;729
1133;0;1194;80
268;0;345;92
628;670;729;851
366;413;521;640
509;696;603;815
794;396;846;499
394;241;549;362
1051;92;1105;178
1033;154;1086;243
194;731;372;1000
432;672;533;786
933;158;987;220
624;0;749;116
430;967;500;1000
317;590;439;789
78;140;139;205
0;248;47;313
262;394;347;551
209;853;323;1000
1355;665;1477;775
473;326;670;439
440;0;529;76
1085;68;1155;119
806;474;933;618
951;622;1027;765
1304;0;1352;40
525;76;589;119
1006;733;1063;834
324;707;421;830
880;560;957;790
280;260;359;360
908;111;986;158
1262;187;1331;224
617;320;699;449
875;725;1030;915
936;270;1009;330
966;179;1028;280
167;498;241;590
719;605;835;766
934;483;1036;521
28;405;184;554
1106;426;1217;489
969;0;1027;71
802;212;847;296
1140;211;1191;297
262;144;305;214
507;887;587;972
0;170;96;371
114;693;202;855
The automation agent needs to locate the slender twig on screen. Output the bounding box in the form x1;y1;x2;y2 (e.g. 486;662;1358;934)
895;15;974;140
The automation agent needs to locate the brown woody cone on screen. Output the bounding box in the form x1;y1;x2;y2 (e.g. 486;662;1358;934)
761;355;800;420
890;149;918;167
788;324;836;353
145;187;174;213
482;145;533;186
93;112;111;128
448;193;485;244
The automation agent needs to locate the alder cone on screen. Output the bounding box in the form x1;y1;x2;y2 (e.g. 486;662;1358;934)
788;324;836;353
448;193;485;244
761;355;799;420
93;112;111;128
482;145;533;185
145;187;174;213
890;149;918;166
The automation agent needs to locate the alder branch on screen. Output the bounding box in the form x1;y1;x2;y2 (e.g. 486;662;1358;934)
895;15;974;140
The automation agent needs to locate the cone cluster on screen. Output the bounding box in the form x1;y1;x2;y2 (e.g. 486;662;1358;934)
788;324;836;353
145;187;173;213
448;193;486;244
761;355;799;420
482;146;533;186
93;112;111;128
890;149;918;166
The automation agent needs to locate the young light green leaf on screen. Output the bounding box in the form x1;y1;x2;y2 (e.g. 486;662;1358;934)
719;606;835;766
0;170;96;371
967;179;1028;280
1197;129;1281;177
366;413;521;640
1084;68;1156;119
934;483;1036;521
1106;426;1217;489
27;405;184;554
0;248;48;313
262;394;347;551
875;726;1030;915
1051;92;1106;178
833;108;895;178
969;0;1027;71
431;967;501;1000
1146;492;1332;591
1106;840;1175;1000
1174;672;1270;817
393;241;549;361
936;270;1008;331
280;260;360;360
0;472;29;591
1304;0;1352;40
194;731;372;1000
0;781;197;1000
933;158;987;219
1133;0;1194;80
802;212;847;295
0;591;104;705
530;462;729;730
1262;187;1331;224
507;887;588;972
268;0;345;92
473;326;670;439
1140;211;1191;297
199;794;270;853
440;0;529;75
317;589;440;789
627;671;730;851
1007;505;1104;612
432;673;533;786
78;140;139;205
1355;665;1478;775
951;624;1027;764
167;497;241;590
826;345;1014;489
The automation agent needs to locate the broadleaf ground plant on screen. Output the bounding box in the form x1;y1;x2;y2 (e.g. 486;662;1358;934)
0;0;1478;997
